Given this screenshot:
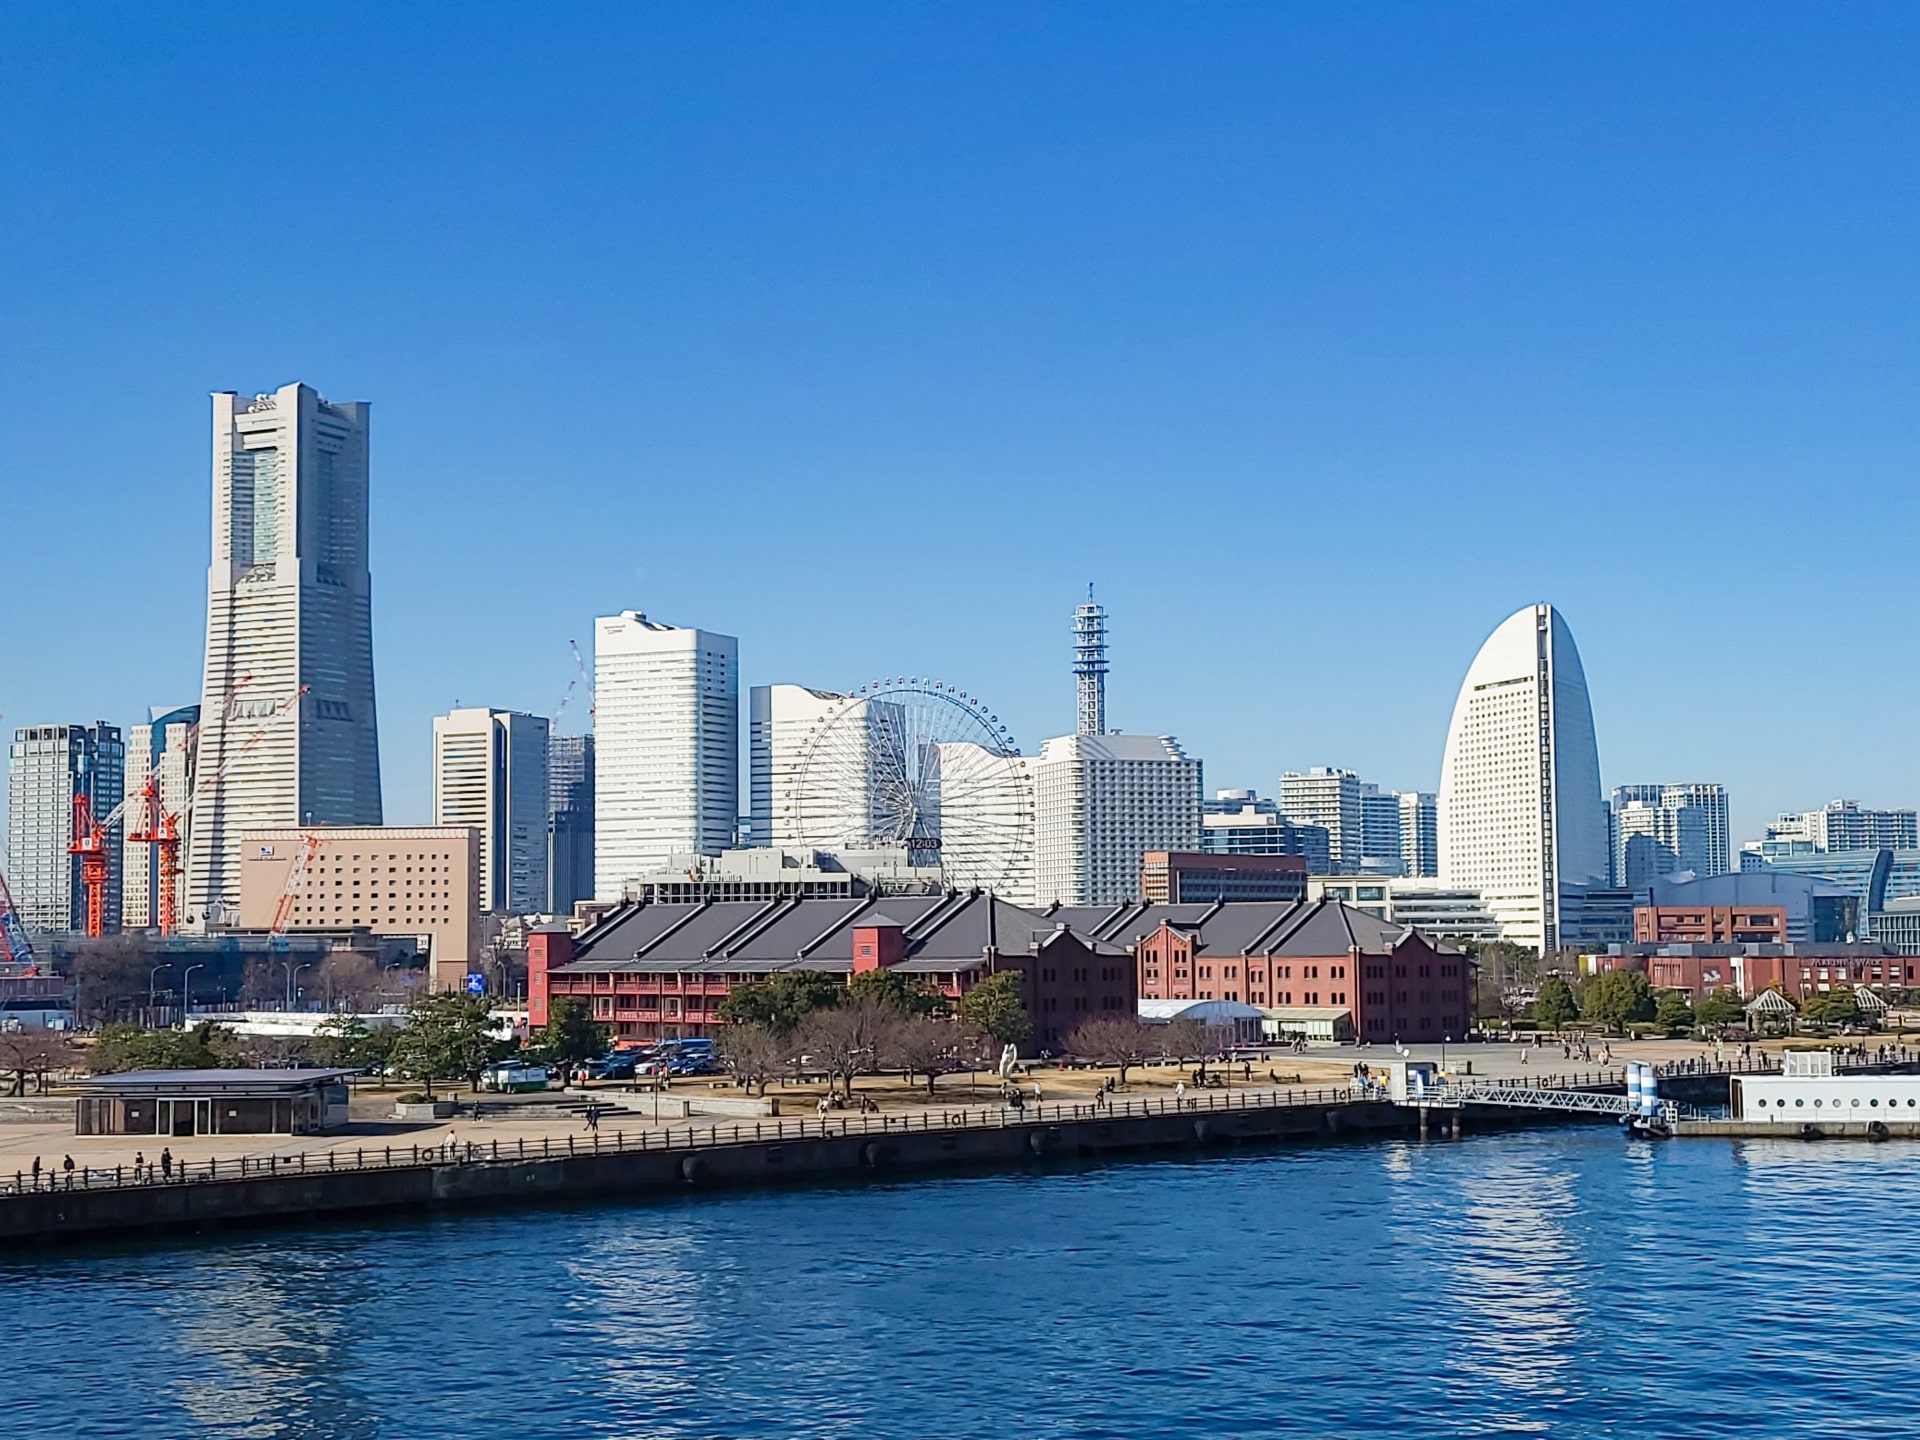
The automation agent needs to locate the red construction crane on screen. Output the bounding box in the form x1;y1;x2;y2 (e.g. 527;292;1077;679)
77;683;308;939
269;830;326;936
68;793;112;938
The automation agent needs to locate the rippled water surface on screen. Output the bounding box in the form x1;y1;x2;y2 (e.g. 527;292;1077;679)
9;1130;1920;1438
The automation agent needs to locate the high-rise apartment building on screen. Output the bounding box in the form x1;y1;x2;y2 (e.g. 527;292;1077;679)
432;708;550;914
122;705;199;930
547;733;594;915
1609;782;1729;887
1398;791;1439;879
1359;787;1404;876
1438;604;1609;952
186;383;381;928
1201;790;1333;874
1279;769;1363;872
1033;733;1201;905
7;723;125;933
1765;800;1918;854
593;610;737;899
1277;768;1404;873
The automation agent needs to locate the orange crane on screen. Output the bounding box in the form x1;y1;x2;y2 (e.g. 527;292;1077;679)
71;683;306;939
68;794;113;938
269;830;326;936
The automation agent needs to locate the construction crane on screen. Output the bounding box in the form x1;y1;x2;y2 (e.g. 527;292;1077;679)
553;638;596;727
70;684;306;939
269;830;326;937
0;859;35;969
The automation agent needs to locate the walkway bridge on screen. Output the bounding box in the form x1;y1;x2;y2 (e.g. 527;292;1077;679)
1411;1080;1685;1126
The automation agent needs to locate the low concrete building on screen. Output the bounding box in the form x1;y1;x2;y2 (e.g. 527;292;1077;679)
1635;904;1787;945
74;1069;354;1137
1141;852;1306;904
1137;997;1266;1045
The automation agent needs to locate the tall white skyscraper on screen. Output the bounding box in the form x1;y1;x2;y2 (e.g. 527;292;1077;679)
186;384;381;927
7;723;125;934
433;708;551;914
122;705;199;931
593;611;737;899
1438;603;1609;952
1034;733;1201;905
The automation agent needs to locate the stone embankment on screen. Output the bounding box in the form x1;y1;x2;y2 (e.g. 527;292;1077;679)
0;1067;1751;1247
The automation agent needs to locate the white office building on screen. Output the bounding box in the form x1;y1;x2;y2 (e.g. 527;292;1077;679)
186;384;382;928
748;684;891;850
432;708;550;914
1438;603;1609;951
593;611;737;899
122;705;199;930
1610;782;1729;885
1034;733;1201;905
7;723;125;934
1398;791;1439;879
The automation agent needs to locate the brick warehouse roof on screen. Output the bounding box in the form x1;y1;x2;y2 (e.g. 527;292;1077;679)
553;895;1451;977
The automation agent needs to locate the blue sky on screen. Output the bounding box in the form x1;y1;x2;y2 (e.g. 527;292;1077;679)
4;4;1918;842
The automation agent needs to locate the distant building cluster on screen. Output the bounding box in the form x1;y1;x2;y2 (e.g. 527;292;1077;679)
8;379;1920;1037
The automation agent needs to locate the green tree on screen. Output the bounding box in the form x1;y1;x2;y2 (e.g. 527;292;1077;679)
1697;987;1745;1031
1654;989;1696;1037
717;971;843;1034
1581;970;1654;1033
390;993;504;1096
848;968;950;1016
1532;976;1580;1032
955;971;1032;1049
534;995;610;1069
87;1021;243;1073
1802;989;1863;1031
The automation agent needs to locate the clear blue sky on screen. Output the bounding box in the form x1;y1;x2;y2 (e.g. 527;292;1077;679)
4;4;1918;843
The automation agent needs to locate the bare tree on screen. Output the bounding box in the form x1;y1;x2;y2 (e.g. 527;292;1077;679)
67;934;152;1026
793;998;901;1100
1158;1017;1209;1074
314;952;385;1011
236;1034;313;1069
1064;1016;1156;1088
0;1030;79;1096
884;1016;979;1097
716;1023;792;1097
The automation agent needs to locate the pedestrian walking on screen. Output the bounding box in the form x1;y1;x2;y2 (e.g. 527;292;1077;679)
1174;1081;1186;1107
160;1148;173;1181
133;1151;145;1181
31;1157;40;1185
586;1107;600;1133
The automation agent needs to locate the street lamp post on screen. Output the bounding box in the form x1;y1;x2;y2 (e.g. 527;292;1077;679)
181;964;205;1026
286;961;312;1010
1442;1035;1451;1074
148;964;171;1028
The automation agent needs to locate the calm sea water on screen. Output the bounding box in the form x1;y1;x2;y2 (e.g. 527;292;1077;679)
7;1130;1918;1439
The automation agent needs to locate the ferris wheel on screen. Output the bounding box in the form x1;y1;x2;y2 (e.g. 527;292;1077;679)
784;678;1034;894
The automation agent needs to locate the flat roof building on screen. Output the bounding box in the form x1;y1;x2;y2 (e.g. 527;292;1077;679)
237;826;480;991
1141;851;1307;904
74;1068;354;1136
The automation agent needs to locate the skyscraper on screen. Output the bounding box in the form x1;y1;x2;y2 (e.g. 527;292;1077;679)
186;383;381;927
1609;782;1730;885
1201;789;1332;874
1397;791;1439;879
1033;733;1201;904
1765;800;1917;853
7;723;125;933
593;610;737;899
433;708;550;914
1438;604;1609;951
122;704;199;931
748;684;882;849
547;733;594;915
